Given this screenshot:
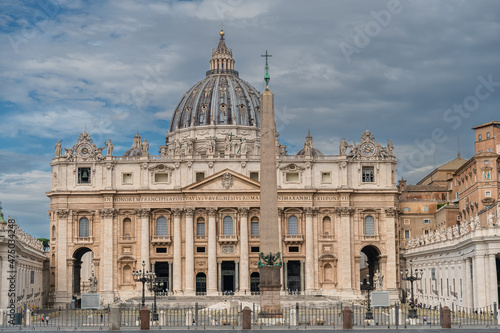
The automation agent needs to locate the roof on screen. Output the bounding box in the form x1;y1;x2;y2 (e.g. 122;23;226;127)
436;154;467;170
405;184;448;192
472;121;500;129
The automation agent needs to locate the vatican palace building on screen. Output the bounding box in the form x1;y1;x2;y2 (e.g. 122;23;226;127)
47;31;400;305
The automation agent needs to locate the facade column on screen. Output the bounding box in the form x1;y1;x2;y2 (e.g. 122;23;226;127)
465;257;473;309
168;262;173;293
278;209;284;290
137;209;150;272
489;254;498;306
99;208;116;301
461;259;467;308
184;208;195;295
207;208;218;295
474;254;487;308
304;207;314;291
235;260;239;292
55;210;70;303
337;207;353;292
239;208;249;293
283;260;288;292
300;260;305;293
218;261;222;293
173;208;183;293
384;208;398;293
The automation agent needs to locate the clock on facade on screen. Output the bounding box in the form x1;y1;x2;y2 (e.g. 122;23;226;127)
79;144;92;157
361;143;375;157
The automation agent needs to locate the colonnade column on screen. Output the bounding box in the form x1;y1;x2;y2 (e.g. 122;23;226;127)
185;208;195;295
465;257;473;308
137;209;150;272
99;208;116;301
239;208;249;293
283;260;288;291
489;254;498;306
168;262;173;292
304;207;314;291
173;208;183;293
217;261;222;293
207;208;218;295
55;210;69;303
474;254;487;308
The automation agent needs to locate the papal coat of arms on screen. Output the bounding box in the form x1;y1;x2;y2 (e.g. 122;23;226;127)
221;172;234;189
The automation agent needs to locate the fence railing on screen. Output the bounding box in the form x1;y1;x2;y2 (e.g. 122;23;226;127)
1;302;497;329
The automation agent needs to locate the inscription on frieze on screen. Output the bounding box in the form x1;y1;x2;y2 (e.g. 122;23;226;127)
109;194;339;202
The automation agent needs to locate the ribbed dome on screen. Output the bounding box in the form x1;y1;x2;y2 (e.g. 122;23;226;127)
169;31;261;133
123;131;146;157
297;131;324;156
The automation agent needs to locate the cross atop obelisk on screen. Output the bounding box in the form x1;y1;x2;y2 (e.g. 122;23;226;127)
258;51;282;317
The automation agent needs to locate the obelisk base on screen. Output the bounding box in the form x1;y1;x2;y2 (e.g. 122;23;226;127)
259;266;282;322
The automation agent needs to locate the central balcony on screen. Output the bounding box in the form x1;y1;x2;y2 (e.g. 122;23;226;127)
284;234;304;244
151;235;172;244
218;235;239;245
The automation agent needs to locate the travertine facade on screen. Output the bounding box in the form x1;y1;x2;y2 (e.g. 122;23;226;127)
48;31;400;305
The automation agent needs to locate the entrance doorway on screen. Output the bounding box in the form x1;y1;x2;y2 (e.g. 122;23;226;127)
154;262;169;292
360;245;380;287
250;272;260;294
72;247;94;296
287;261;301;293
196;273;207;294
221;261;235;293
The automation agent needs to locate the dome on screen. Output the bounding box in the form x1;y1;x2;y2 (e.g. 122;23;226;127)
169;31;261;133
123;131;146;157
297;131;324;156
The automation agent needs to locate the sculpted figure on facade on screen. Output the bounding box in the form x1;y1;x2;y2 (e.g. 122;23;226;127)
373;269;384;289
105;139;113;157
339;138;351;156
142;139;149;155
55;140;62;158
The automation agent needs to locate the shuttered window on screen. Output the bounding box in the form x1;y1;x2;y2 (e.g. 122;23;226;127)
364;216;375;236
79;218;89;237
156;217;168;236
288;215;299;235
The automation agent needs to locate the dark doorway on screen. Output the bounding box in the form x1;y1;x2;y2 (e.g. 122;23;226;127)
360;245;380;287
250;272;260;294
154;262;169;291
72;247;93;296
496;257;500;306
221;261;235;293
196;273;206;294
287;261;301;293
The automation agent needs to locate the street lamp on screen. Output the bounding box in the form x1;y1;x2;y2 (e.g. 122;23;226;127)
132;260;155;308
401;259;423;319
360;275;375;320
148;274;165;321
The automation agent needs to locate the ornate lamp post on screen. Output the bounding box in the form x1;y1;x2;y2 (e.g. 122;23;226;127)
148;274;165;321
132;260;154;308
360;275;375;320
401;259;423;319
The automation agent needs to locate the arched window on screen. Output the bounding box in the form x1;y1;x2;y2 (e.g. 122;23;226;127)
250;217;259;236
322;216;331;235
79;218;89;237
123;218;132;238
288;215;299;235
123;265;132;284
324;264;333;282
364;216;375;236
156;217;168;236
197;217;205;236
222;216;233;235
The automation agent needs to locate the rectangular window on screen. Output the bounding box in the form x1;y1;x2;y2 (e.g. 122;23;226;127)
251;246;260;253
404;230;410;239
321;172;331;183
289;246;299;253
196;246;206;253
30;271;35;284
478;134;482;141
122;173;132;184
362;166;375;183
196;172;205;182
78;167;91;184
423;219;431;224
249;172;259;182
250;222;259;236
286;172;299;183
404;219;410;225
155;173;169;183
431;267;436;280
486;191;491;197
197;222;205;236
423;206;429;212
156;247;167;253
487;132;490;139
403;207;410;212
424;229;429;235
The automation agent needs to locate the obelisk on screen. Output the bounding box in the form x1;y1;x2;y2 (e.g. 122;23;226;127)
259;51;282;315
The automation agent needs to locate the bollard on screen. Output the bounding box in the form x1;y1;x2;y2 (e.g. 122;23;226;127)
342;306;353;329
140;306;150;330
159;310;165;326
290;308;297;326
109;304;121;330
186;310;193;326
25;308;31;326
441;306;451;329
242;306;252;329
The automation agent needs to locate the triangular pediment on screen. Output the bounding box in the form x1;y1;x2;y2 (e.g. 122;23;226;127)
183;169;260;191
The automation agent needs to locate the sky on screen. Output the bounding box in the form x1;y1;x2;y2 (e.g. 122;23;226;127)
1;0;500;238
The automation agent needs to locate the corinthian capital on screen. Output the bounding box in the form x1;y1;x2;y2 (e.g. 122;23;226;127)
385;207;397;217
57;210;69;218
99;208;117;218
238;207;249;215
304;207;314;216
136;209;150;218
172;208;184;217
185;208;195;217
207;207;218;217
335;207;354;217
